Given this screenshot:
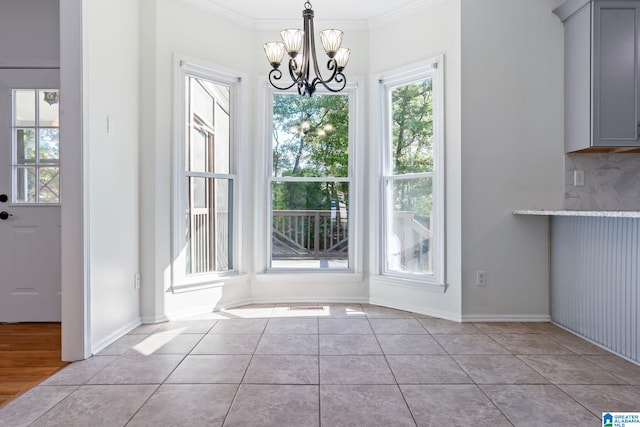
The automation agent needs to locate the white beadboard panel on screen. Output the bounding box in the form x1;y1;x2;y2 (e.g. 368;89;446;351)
551;216;639;363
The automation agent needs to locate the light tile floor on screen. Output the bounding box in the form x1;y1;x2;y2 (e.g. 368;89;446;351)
1;303;640;426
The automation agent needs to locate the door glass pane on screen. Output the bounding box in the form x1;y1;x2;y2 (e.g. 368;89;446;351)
11;89;61;205
39;90;59;126
186;177;232;274
391;78;433;174
14;90;36;126
271;181;349;269
38;167;60;203
15;129;36;164
272;93;349;178
39;129;59;163
14;167;36;203
386;177;433;274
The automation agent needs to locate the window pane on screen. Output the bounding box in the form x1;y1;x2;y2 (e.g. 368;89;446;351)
191;79;214;129
188;78;230;174
38;167;60;203
14;90;36;126
214;98;230;174
189;126;208;173
39;129;59;163
15;129;36;164
271;181;349;269
39;90;59;126
391;78;433;174
14;167;36;203
186;177;232;274
272;93;349;178
386;177;433;274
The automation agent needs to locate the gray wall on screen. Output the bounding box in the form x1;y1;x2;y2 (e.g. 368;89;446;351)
0;0;60;68
460;0;565;319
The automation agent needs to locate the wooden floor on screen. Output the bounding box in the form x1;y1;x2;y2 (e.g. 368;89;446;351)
0;323;68;409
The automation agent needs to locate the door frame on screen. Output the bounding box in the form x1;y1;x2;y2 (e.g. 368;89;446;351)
60;0;90;361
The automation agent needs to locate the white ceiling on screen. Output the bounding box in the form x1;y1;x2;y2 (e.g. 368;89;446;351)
183;0;442;29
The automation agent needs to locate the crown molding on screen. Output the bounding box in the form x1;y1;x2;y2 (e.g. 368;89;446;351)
179;0;441;31
368;0;448;29
552;0;590;22
177;0;255;27
253;18;370;32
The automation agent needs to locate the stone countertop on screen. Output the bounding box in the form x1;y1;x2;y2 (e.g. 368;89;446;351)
513;209;640;218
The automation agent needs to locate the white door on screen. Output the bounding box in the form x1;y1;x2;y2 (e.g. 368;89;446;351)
0;69;61;322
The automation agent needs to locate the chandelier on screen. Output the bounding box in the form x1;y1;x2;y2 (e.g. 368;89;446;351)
263;1;350;97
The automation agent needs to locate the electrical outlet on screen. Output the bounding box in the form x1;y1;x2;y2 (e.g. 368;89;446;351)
476;271;486;286
574;170;584;186
134;273;141;290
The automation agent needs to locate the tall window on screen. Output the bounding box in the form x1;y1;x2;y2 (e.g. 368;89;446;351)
269;92;352;270
185;76;232;274
382;58;444;284
173;66;237;286
12;89;60;204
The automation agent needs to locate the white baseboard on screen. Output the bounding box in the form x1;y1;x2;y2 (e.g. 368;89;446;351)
251;296;368;305
90;317;142;355
461;314;551;322
140;314;169;324
368;298;461;322
165;297;254;320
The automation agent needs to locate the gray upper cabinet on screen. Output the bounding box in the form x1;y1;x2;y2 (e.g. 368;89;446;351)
556;0;640;152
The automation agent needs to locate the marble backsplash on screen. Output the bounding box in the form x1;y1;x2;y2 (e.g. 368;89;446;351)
565;153;640;211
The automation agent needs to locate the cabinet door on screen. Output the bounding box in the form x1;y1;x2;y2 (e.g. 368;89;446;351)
593;1;640;146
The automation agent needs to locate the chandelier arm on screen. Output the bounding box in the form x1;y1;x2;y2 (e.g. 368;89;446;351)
287;58;303;85
312;71;347;93
302;8;313;86
268;68;299;91
306;11;336;88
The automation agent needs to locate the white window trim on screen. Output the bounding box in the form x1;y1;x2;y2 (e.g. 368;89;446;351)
171;54;247;289
257;79;364;275
379;55;446;287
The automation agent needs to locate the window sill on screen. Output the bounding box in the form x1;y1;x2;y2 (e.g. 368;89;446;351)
373;274;447;293
170;272;248;294
257;271;365;284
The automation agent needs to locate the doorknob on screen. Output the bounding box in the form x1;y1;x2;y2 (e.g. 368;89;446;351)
0;194;7;203
0;211;12;220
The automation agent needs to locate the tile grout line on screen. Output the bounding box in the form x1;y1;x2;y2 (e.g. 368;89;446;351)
365;314;419;427
429;322;516;426
123;319;217;426
219;316;269;426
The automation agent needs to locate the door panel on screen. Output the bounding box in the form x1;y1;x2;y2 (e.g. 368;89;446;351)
0;69;60;322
